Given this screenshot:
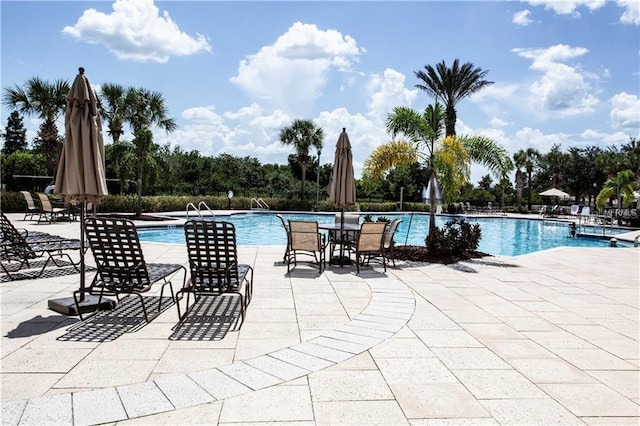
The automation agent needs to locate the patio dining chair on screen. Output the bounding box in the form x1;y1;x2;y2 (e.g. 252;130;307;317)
276;213;291;264
0;212;81;280
288;220;327;273
383;218;402;267
78;217;185;322
36;192;71;223
177;220;253;328
329;213;359;259
350;221;387;273
20;191;40;221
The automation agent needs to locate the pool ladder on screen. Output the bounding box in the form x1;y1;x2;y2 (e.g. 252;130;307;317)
251;198;269;211
186;201;215;219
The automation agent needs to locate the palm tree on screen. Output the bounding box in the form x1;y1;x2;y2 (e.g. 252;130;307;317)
279;119;324;200
364;103;510;237
97;83;127;144
513;151;526;210
3;77;69;175
415;59;494;137
524;148;540;210
596;169;638;213
123;87;177;215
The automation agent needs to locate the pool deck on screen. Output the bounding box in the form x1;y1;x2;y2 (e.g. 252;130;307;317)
1;212;638;425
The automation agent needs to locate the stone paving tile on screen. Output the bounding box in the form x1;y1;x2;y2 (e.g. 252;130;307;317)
552;347;638;370
410;418;499;425
117;401;222;425
452;369;546;399
153;348;235;374
292;341;354;363
73;387;128;425
245;355;311;381
0;399;27;425
18;393;72;425
336;323;394;339
481;338;556;360
510;358;597;384
188;368;250;400
540;383;640;417
324;329;383;347
313;400;408;425
54;359;158;389
308;369;394;401
309;335;370;354
218;383;314;423
413;330;484;348
581;417;640;425
217;361;283;390
0;347;91;374
480;398;584;425
368;336;435;358
586;370;640;400
391;382;490;419
1;372;64;401
117;381;174;419
153;373;215;409
233;337;300;360
269;348;334;371
375;357;458;384
430;347;511;370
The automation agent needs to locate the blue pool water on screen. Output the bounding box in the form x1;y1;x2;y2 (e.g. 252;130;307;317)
137;213;629;256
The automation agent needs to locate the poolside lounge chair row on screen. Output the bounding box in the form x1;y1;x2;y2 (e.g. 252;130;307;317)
21;191;78;223
0;212;82;280
1;213;253;330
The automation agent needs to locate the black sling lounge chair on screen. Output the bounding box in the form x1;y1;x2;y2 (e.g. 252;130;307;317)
0;212;81;279
177;220;253;328
77;217;185;322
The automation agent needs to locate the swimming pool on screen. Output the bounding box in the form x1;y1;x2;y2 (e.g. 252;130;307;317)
136;212;630;256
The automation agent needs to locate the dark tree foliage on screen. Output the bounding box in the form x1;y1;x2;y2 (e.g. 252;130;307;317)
1;111;28;155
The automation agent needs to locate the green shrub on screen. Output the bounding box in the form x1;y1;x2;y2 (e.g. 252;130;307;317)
426;218;481;257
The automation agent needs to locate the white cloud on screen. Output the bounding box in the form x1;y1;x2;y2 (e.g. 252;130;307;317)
580;128;633;145
513;10;533;26
230;22;363;115
526;0;638;25
62;0;211;63
525;0;606;17
365;68;419;121
610;92;640;130
490;117;510;128
618;0;640;24
513;44;598;116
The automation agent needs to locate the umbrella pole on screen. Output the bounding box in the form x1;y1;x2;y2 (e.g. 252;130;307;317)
79;200;86;302
404;210;415;246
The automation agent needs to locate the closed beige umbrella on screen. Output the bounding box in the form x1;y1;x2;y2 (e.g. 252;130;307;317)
54;67;108;201
50;67;111;315
329;128;356;264
329;128;356;209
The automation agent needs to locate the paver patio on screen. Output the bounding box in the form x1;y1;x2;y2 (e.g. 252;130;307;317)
1;212;638;425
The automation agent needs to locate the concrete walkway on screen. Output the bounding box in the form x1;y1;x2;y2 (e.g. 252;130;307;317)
1;213;638;425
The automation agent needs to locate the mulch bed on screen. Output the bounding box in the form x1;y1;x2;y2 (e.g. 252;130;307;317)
392;245;491;265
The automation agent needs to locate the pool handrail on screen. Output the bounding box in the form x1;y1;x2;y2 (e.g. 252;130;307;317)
185;201;215;219
250;198;269;211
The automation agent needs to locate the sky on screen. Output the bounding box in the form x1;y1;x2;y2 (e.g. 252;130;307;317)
2;0;639;184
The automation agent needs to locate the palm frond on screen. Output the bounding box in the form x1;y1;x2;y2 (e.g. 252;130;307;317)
363;140;418;182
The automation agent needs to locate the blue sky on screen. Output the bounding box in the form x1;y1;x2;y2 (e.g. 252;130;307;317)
2;0;639;182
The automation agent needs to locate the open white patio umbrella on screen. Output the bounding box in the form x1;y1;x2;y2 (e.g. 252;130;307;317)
49;67;112;315
539;187;570;198
328;128;356;264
